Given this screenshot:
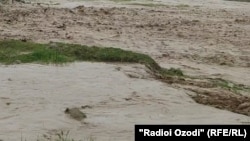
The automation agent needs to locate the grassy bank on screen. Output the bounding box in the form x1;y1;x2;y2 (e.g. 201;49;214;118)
2;40;250;92
0;40;182;77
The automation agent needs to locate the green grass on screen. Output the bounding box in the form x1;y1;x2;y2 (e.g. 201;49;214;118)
53;42;161;69
0;40;156;66
0;41;71;64
160;68;184;77
0;40;184;78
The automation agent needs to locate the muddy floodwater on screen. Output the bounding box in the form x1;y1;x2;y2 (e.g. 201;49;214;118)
0;0;250;140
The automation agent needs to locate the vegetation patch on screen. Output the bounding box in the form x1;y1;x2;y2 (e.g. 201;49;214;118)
0;40;183;78
0;40;154;66
210;78;250;93
175;4;190;8
160;68;184;77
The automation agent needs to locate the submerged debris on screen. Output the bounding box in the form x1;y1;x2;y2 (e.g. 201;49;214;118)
64;107;87;121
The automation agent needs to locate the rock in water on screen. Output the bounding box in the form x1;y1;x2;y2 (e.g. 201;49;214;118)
64;107;87;121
